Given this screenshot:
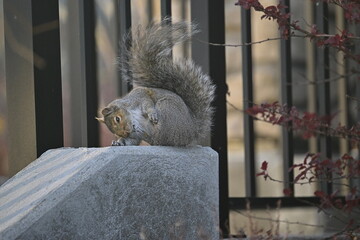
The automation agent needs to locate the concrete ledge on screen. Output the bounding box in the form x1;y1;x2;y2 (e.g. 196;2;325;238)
0;146;219;239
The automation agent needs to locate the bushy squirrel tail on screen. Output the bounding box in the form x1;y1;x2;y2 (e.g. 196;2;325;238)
119;19;215;140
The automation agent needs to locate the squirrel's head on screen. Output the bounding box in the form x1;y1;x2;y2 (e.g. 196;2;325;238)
96;105;132;138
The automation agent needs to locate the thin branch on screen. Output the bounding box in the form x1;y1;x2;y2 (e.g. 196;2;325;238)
288;74;349;86
346;94;360;103
227;99;360;143
195;36;283;47
234;209;325;228
226;100;246;113
309;33;360;40
264;172;360;194
197;32;360;49
294;198;356;228
325;223;360;240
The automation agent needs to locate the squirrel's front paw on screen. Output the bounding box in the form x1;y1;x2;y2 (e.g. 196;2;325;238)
111;138;141;146
148;112;159;124
111;139;125;146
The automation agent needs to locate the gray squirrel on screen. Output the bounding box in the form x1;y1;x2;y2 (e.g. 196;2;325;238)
97;20;215;146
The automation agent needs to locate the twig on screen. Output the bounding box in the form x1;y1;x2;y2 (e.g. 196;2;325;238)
264;172;360;193
346;94;360;103
235;209;325;228
288;198;357;229
288;73;352;86
228;99;360;143
195;36;283;47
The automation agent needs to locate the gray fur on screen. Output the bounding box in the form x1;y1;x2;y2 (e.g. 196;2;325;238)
100;20;215;146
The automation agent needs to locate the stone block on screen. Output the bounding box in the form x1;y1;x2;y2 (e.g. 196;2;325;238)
0;146;219;239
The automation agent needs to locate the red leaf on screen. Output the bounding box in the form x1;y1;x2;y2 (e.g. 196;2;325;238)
330;189;339;198
310;24;318;35
350;187;357;196
342;153;353;160
302;130;314;139
324;34;344;48
299;165;306;170
283;188;293;196
314;190;326;198
264;6;277;15
294;171;306;183
260;161;268;171
320;159;331;167
288;164;300;172
235;0;263;11
246;105;264;116
334;199;343;209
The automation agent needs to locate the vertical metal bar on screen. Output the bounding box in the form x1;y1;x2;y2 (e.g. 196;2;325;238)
32;0;64;154
181;0;188;21
147;0;153;22
279;0;294;195
190;1;213;148
351;22;360;190
335;7;348;155
334;5;350;196
118;0;131;42
83;0;99;147
315;1;332;194
191;1;209;73
4;0;37;175
65;0;98;147
117;0;132;95
4;0;63;175
191;0;229;236
181;0;189;57
209;1;228;235
305;1;317;154
161;0;171;21
241;8;256;198
160;0;172;58
0;1;6;177
62;0;87;147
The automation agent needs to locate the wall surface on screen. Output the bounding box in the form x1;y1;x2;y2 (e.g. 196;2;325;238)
0;146;219;239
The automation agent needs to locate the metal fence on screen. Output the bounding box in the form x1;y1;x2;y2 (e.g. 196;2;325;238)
2;0;360;237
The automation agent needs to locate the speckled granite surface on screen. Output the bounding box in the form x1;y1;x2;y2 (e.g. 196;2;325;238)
0;146;219;239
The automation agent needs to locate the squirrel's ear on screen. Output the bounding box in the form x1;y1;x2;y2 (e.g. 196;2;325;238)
95;117;105;123
101;106;115;117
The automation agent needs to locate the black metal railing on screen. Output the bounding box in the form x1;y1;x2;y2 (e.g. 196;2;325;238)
4;0;63;173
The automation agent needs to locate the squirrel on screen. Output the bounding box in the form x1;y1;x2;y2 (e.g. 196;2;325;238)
96;19;215;146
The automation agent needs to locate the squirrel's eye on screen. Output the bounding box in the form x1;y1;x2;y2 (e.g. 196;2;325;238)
114;116;121;123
